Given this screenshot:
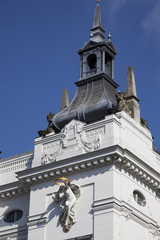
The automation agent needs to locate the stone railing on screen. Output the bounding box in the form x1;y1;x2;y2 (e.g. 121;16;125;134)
0;151;33;174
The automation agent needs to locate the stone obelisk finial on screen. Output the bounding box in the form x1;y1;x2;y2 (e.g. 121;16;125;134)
126;66;140;123
126;66;137;99
61;88;69;111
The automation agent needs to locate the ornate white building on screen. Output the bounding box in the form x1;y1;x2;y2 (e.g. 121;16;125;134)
0;2;160;240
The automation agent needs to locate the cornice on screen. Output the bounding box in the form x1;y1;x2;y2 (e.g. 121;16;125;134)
92;197;160;230
0;225;27;239
0;181;29;200
1;145;160;200
17;145;119;184
75;72;118;88
17;145;160;191
27;213;47;227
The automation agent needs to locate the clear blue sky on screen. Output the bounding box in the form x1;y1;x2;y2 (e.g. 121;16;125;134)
0;0;160;158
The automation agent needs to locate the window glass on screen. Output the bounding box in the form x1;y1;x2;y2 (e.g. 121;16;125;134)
4;210;23;223
133;190;146;206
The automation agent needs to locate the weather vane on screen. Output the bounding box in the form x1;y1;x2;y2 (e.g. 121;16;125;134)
97;0;100;2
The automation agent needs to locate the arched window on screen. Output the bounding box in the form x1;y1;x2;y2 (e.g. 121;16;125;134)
86;54;97;75
105;54;112;77
4;209;23;223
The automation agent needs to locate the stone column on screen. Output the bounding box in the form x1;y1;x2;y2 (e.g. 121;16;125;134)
102;51;105;72
111;59;114;79
82;55;87;79
96;50;101;74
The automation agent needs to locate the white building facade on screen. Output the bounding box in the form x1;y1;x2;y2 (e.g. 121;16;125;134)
0;2;160;240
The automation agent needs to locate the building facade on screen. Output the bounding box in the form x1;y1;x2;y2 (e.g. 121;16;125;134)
0;2;160;240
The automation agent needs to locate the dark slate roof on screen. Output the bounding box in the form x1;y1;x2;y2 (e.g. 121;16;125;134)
53;73;118;130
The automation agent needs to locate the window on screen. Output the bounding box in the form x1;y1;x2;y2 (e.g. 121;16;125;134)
86;54;97;76
133;190;146;206
4;210;23;223
105;54;112;78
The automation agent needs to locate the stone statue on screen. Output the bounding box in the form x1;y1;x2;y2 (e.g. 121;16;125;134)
140;118;149;129
52;178;80;232
38;112;58;137
116;91;133;117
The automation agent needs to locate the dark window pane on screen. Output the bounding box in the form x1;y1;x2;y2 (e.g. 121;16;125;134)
4;210;23;223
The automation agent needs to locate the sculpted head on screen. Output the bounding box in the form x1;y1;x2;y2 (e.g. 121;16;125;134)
47;112;55;123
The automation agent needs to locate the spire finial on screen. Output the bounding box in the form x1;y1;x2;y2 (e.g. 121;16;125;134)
108;32;112;41
126;66;137;98
93;2;102;28
61;88;69;111
90;0;105;42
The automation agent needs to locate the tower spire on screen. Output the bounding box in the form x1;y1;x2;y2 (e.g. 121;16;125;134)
53;1;118;130
90;1;105;42
93;1;102;28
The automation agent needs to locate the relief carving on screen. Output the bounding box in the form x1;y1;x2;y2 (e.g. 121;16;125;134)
41;120;105;164
124;210;132;220
41;140;62;164
80;127;105;152
61;120;84;148
61;120;104;152
79;130;100;152
149;227;160;239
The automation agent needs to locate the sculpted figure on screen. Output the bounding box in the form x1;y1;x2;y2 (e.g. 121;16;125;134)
53;178;80;232
140;117;149;129
38;112;58;137
116;91;132;117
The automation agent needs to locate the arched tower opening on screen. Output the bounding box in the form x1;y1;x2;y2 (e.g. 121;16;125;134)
105;54;112;78
86;54;97;76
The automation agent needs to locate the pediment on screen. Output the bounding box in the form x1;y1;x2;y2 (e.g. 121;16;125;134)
106;41;117;54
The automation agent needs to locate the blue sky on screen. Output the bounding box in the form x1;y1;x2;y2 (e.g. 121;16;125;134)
0;0;160;158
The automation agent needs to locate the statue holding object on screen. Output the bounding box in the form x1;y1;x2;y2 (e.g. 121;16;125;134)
52;177;80;232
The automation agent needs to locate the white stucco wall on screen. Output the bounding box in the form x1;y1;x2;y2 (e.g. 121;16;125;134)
0;112;160;240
